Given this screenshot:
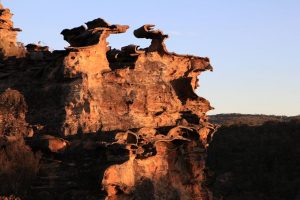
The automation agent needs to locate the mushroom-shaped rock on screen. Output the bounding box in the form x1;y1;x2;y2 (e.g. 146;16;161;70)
120;44;145;56
134;24;168;40
134;24;169;53
85;18;110;29
61;18;129;47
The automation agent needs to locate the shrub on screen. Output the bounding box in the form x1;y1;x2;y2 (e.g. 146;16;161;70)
0;138;40;197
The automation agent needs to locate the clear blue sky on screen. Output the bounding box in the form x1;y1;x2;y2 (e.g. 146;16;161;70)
2;0;300;116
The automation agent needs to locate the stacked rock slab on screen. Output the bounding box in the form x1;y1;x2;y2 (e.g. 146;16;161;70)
60;22;214;136
0;3;217;199
0;4;25;59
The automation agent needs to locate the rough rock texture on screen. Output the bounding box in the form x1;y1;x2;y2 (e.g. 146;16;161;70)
0;3;216;200
0;5;25;59
0;88;31;137
0;15;213;137
103;127;212;199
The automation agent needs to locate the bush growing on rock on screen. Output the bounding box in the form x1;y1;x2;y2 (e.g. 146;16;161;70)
0;138;40;197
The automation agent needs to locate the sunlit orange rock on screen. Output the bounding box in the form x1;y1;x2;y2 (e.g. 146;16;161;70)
0;3;216;199
0;4;25;59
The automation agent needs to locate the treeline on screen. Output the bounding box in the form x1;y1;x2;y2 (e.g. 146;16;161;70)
209;113;300;126
207;119;300;200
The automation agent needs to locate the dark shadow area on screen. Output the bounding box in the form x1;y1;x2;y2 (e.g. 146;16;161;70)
0;53;77;135
180;111;200;124
25;131;130;200
106;45;141;70
207;119;300;200
171;77;198;104
155;126;175;135
0;138;41;198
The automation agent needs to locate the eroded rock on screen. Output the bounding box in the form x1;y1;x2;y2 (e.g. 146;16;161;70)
0;4;216;199
0;14;213;137
102;125;215;199
0;4;25;59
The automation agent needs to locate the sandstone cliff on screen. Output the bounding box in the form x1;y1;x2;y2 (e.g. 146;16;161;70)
0;3;216;200
0;4;25;59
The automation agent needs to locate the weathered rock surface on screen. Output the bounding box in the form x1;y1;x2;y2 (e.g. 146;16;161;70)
0;3;216;200
0;5;25;59
103;127;212;199
0;88;31;137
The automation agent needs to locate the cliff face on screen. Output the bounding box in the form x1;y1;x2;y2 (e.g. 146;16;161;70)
0;4;25;59
0;4;216;200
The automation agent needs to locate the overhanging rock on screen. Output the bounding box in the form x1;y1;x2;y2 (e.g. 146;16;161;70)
0;4;217;198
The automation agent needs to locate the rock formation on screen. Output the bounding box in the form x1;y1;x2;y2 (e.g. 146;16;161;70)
0;4;25;59
0;3;216;200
